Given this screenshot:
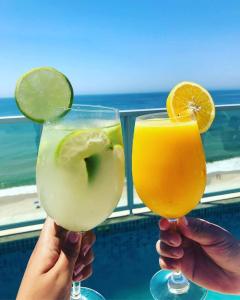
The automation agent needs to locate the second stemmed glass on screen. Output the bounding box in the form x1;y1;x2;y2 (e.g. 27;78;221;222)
132;112;207;300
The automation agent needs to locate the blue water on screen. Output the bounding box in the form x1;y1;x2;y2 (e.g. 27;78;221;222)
0;206;240;300
1;90;240;189
1;89;240;116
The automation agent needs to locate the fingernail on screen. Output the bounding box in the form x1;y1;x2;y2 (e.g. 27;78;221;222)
78;274;83;281
74;274;83;281
67;232;81;244
83;245;90;256
183;217;188;226
180;217;188;226
74;264;84;275
74;265;84;276
169;239;177;246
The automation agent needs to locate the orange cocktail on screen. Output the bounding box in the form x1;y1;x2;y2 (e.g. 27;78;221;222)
132;82;215;300
132;113;206;219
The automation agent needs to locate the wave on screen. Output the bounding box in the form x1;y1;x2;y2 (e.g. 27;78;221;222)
0;185;37;197
207;157;240;174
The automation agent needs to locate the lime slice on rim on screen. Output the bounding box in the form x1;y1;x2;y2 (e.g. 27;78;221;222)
166;81;215;133
15;67;73;123
56;130;111;165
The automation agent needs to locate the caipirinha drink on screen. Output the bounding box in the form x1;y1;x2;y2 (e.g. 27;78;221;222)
15;67;125;300
37;120;124;232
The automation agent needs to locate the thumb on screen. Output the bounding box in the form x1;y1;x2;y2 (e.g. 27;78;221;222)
178;217;226;246
55;231;82;274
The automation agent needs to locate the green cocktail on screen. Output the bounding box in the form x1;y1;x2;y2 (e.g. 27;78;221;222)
15;68;125;300
37;109;124;232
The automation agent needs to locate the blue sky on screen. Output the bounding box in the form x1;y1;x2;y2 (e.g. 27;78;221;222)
1;0;240;97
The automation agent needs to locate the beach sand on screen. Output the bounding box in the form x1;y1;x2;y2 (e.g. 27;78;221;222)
0;170;240;230
0;191;45;229
206;170;240;193
0;183;128;229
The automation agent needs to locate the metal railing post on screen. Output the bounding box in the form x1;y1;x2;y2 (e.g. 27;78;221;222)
121;115;135;214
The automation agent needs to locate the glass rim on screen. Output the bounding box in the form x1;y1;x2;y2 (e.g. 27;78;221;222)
45;104;120;125
58;104;119;114
136;110;195;121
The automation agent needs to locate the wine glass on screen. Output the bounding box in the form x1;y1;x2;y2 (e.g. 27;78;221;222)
132;112;207;299
36;105;125;300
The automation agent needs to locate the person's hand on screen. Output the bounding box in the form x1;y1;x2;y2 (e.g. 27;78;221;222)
156;217;240;294
17;217;95;300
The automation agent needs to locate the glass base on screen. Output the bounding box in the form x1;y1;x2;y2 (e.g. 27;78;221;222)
150;270;207;300
70;287;105;300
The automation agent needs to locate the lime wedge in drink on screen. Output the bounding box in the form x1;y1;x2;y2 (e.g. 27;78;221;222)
56;130;111;165
103;123;123;146
15;67;73;123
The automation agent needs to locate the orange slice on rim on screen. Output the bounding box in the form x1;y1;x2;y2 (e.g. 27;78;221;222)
166;81;215;133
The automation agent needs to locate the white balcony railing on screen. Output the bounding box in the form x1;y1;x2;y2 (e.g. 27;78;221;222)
1;104;240;231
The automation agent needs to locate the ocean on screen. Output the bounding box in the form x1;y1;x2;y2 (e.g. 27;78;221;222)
1;89;240;190
1;90;240;116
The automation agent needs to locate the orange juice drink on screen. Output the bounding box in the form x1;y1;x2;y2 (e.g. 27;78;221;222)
132;116;206;218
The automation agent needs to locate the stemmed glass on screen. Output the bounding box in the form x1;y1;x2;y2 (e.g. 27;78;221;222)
132;112;207;299
36;105;125;300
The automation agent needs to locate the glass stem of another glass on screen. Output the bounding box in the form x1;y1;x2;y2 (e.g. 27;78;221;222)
71;281;82;299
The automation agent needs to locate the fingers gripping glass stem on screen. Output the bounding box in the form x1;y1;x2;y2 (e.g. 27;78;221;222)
167;219;190;294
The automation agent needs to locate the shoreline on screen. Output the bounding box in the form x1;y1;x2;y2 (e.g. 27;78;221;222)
1;165;240;195
0;169;239;228
1;169;240;204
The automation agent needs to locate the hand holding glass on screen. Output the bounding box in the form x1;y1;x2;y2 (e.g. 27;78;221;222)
132;112;207;300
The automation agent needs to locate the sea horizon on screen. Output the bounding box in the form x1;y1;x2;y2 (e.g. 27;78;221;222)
1;87;240;100
1;89;240;117
1;89;240;190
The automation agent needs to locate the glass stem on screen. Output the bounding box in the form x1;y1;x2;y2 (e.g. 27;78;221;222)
167;218;190;294
71;281;83;300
